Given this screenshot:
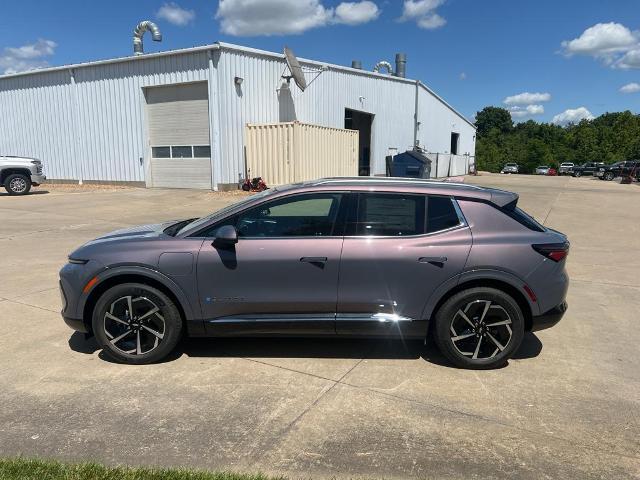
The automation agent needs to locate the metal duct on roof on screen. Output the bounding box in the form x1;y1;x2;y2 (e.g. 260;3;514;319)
133;21;162;56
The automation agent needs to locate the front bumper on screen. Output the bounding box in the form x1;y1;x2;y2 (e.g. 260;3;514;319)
531;301;567;332
595;171;604;177
30;174;46;185
63;315;89;333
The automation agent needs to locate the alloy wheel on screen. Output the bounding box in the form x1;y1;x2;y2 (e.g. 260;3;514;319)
103;295;165;355
9;177;27;193
449;300;513;360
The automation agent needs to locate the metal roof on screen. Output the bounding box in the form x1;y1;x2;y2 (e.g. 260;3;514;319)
0;41;475;129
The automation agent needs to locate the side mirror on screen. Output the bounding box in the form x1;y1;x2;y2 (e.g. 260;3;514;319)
212;225;238;248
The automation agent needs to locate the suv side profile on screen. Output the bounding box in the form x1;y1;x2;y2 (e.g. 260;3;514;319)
59;178;569;370
0;155;46;195
596;161;640;181
571;162;604;177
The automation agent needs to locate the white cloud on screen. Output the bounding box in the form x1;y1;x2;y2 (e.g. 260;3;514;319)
561;22;640;69
216;0;379;36
551;107;595;126
157;2;195;26
335;1;379;25
503;92;551;105
620;82;640;94
459;72;466;80
509;104;544;119
0;39;57;74
617;49;640;69
399;0;447;30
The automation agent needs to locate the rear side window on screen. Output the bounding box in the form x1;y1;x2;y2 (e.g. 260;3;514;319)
501;202;545;232
354;193;425;236
427;196;461;233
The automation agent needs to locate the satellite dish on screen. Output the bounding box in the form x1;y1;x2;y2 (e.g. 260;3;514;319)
283;46;307;92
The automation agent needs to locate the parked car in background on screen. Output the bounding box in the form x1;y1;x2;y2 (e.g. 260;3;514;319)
59;178;569;370
547;168;557;176
558;163;574;175
535;166;550;175
501;163;519;174
0;155;46;195
571;162;605;177
596;161;640;181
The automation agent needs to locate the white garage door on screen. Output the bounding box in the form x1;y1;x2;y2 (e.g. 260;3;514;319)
146;82;212;189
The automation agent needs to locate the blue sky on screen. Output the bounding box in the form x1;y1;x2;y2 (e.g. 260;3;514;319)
1;0;639;124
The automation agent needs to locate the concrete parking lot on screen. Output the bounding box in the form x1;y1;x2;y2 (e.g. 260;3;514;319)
0;175;638;479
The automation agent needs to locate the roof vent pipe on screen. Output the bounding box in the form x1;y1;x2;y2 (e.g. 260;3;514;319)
133;21;162;55
395;53;407;78
351;60;362;69
373;60;393;74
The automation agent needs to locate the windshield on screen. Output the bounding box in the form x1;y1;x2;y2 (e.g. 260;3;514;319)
176;187;279;236
505;163;517;167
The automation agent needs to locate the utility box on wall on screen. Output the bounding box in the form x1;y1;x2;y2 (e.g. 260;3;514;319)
245;122;359;186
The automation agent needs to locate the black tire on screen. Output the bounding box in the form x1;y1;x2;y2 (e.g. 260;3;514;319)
4;173;31;195
432;287;525;369
92;283;183;364
603;172;615;181
574;171;582;178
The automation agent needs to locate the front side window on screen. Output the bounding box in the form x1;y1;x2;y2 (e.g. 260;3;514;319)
353;193;425;236
235;193;343;238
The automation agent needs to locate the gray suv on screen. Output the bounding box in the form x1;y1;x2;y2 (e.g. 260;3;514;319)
60;178;569;369
0;155;46;195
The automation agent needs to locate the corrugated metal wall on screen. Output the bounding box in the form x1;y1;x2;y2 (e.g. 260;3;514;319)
245;122;358;185
215;47;417;184
416;84;476;157
0;43;476;188
0;51;210;183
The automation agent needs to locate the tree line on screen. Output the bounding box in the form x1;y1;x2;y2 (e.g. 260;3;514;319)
475;107;640;174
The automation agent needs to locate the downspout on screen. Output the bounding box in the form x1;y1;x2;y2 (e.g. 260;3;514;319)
413;80;420;147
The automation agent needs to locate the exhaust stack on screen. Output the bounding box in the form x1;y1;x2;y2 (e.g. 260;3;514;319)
351;60;362;69
133;21;162;56
395;53;407;78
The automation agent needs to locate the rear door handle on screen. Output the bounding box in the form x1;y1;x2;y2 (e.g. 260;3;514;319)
300;256;328;264
419;256;448;264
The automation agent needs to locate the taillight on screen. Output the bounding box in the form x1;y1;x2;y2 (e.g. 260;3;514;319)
532;242;569;262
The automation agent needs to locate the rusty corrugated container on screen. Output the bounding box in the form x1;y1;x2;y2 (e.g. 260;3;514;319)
245;122;359;185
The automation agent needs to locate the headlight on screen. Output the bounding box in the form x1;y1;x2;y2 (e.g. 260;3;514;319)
30;160;41;165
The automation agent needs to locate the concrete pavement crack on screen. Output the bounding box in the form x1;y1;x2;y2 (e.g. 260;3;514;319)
238;356;638;463
4;298;58;314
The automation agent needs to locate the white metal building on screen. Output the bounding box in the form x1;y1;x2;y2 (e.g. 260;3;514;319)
0;42;476;190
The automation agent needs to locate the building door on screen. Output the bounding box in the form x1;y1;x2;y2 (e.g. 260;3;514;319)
345;109;373;176
450;132;460;155
145;82;212;189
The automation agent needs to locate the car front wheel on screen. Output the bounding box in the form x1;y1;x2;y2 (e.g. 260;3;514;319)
92;283;183;364
4;173;31;195
433;287;525;369
574;171;581;177
603;172;615;181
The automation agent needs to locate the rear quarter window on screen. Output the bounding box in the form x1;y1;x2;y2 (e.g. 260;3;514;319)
427;196;462;233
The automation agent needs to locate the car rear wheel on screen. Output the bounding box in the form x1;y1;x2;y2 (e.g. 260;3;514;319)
574;171;582;178
603;172;615;181
4;173;31;195
92;283;183;364
433;287;525;369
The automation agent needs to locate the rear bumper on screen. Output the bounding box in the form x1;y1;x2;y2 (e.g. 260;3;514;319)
531;301;567;332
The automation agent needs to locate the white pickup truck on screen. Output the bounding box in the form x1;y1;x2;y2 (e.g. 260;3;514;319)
0;155;46;195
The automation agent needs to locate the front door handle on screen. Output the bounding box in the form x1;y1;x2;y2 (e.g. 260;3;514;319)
419;256;448;264
300;256;328;264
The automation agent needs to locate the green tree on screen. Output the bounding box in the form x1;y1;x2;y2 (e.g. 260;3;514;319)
475;106;513;137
